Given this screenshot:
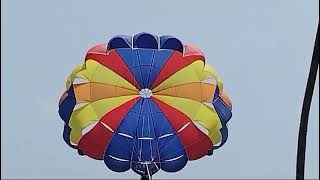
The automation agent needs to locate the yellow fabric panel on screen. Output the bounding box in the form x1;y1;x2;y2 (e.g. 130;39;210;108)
69;105;97;144
154;82;216;103
69;95;138;143
152;60;224;93
74;60;138;92
200;83;215;102
209;129;222;144
153;95;222;142
201;64;223;91
152;60;204;92
74;83;92;102
66;63;86;89
73;83;138;103
174;83;202;101
154;82;231;108
115;87;138;97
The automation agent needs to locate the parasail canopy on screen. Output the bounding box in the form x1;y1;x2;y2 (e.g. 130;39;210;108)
58;32;233;177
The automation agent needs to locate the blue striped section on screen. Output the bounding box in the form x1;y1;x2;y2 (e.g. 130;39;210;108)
148;99;188;172
58;86;78;150
208;87;232;154
104;99;142;172
104;98;188;175
148;50;173;88
212;97;232;150
133;33;158;49
160;36;183;53
116;48;173;89
107;35;132;51
58;86;76;124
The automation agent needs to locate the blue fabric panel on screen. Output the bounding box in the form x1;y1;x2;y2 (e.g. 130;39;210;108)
116;48;139;68
149;99;174;139
58;86;76;124
158;133;188;172
105;134;134;160
133;32;158;49
116;111;140;137
103;99;144;172
138;49;155;65
107;35;132;51
157;133;185;160
147;66;161;89
213;85;220;99
151;113;174;138
135;100;156;162
209;96;232;152
137;49;155;88
140;65;152;88
116;49;143;87
152;49;173;69
149;99;188;172
130;140;142;173
208;86;231;151
213;97;232;122
140;99;151;114
104;97;188;174
147;50;173;87
137;114;153;137
148;99;162;113
160;155;188;172
130;99;161;175
104;154;131;172
140;139;152;162
130;99;142;113
160;36;183;53
149;99;175;139
117;48;173;89
62;125;77;149
130;67;144;88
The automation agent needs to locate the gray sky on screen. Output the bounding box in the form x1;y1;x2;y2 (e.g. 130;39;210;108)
1;0;319;179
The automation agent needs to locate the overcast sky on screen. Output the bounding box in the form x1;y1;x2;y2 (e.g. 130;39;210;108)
1;0;319;179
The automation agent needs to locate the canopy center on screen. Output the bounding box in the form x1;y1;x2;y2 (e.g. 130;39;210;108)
139;88;153;98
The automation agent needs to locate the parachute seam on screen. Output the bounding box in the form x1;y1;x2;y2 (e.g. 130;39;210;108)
149;99;161;172
96;56;139;90
100;98;140;168
150;51;175;88
150;97;188;160
152;60;205;92
146;51;155;88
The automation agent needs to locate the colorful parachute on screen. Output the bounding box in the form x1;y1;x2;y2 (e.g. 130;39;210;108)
58;33;232;177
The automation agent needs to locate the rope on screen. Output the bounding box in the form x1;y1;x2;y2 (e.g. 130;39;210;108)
296;22;319;180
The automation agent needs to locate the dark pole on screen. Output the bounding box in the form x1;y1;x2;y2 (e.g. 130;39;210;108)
296;22;319;180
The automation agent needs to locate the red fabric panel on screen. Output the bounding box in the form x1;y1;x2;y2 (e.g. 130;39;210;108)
78;97;140;160
178;122;213;160
85;45;141;90
152;97;212;160
151;97;188;130
183;44;205;59
150;45;205;90
86;43;108;54
100;98;140;130
78;122;113;160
